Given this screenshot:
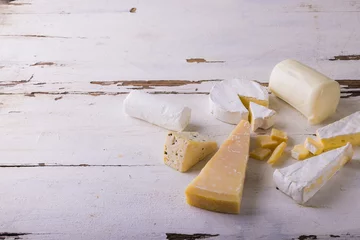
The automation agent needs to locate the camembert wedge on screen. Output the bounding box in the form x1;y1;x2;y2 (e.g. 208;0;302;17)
273;143;353;204
164;132;218;172
185;120;250;214
316;111;360;150
249;102;276;131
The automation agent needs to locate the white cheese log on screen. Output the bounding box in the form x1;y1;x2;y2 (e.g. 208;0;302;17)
269;59;340;124
123;91;191;131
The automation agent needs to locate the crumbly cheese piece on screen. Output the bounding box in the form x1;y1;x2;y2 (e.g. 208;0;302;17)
316;111;360;151
249;102;276;131
123;91;191;131
164;132;218;172
255;135;279;150
185;120;250;214
269;59;340;124
273;143;353;204
267;142;287;165
291;144;310;160
250;148;272;161
271;128;288;143
209;79;268;124
304;137;324;155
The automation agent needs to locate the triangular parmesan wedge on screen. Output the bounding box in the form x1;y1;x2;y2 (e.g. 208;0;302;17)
249;102;276;131
273;143;353;204
164;132;218;172
185;120;250;214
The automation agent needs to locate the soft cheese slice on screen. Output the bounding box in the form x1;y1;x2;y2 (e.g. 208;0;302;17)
304;137;324;155
269;59;340;124
185;120;250;214
124;91;191;131
273;143;353;204
209;79;268;124
249;102;276;131
164;132;218;172
316;111;360;151
291;144;310;160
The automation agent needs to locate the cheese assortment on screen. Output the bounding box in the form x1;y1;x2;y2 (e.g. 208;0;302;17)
209;79;268;124
249;102;276;131
164;132;218;172
123;59;360;214
269;59;340;124
273;143;353;204
185;120;250;214
316;111;360;150
123;91;191;131
304;137;324;155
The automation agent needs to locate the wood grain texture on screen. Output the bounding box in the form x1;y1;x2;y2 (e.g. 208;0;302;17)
0;0;360;239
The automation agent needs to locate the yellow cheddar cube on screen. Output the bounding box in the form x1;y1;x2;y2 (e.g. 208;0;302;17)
304;137;324;155
250;148;272;161
185;120;250;214
291;144;310;160
271;128;288;143
255;135;279;150
267;142;287;165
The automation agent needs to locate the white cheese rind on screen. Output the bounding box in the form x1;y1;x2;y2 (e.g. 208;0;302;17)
123;91;191;131
209;79;268;124
273;143;353;204
249;102;276;131
316;111;360;139
269;59;340;124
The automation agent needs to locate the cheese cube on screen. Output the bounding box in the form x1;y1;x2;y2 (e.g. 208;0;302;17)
291;144;310;160
164;132;218;172
255;135;279;150
271;128;288;143
269;59;340;124
316;111;360;151
304;137;324;155
250;148;272;161
267;142;287;165
185;120;250;214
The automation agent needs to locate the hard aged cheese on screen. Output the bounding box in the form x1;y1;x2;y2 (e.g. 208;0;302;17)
123;91;191;131
249;102;276;131
316;111;360;151
271;128;288;143
291;144;310;160
273;143;353;204
185;120;250;214
304;137;324;155
209;79;268;124
269;59;340;124
255;135;279;150
250;148;272;161
267;142;287;165
164;132;218;172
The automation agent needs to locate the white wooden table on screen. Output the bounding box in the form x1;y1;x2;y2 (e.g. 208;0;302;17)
0;1;360;239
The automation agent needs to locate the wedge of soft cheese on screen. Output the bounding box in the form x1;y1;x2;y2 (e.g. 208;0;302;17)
304;137;324;155
271;128;288;143
273;143;353;204
185;120;250;214
164;132;218;172
256;135;279;150
249;102;276;131
209;79;268;124
316;111;360;151
250;148;272;161
269;59;340;124
291;144;310;160
123;91;191;131
267;142;287;165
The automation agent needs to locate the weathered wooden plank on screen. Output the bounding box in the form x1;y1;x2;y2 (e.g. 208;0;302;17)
0;94;358;166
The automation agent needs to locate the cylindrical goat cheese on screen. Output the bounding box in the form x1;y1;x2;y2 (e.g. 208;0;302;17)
269;59;340;125
123;91;191;131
